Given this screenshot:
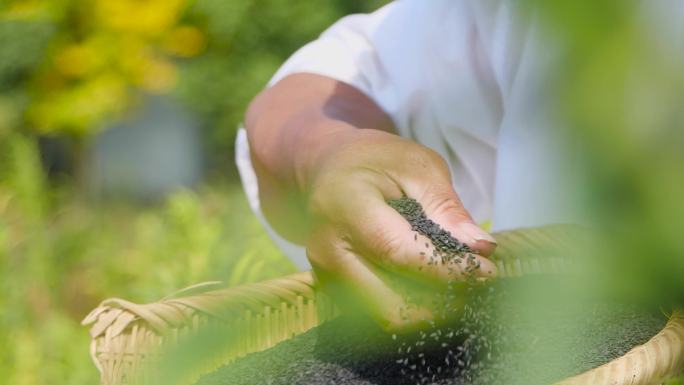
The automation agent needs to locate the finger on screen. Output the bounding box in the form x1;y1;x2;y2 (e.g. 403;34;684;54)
339;188;497;282
401;177;498;258
307;226;433;332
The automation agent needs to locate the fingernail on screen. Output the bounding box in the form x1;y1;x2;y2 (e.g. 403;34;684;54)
458;223;497;245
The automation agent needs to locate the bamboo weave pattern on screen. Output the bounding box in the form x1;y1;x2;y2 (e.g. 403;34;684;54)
83;225;683;385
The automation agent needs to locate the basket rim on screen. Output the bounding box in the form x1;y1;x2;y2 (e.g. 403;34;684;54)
83;226;684;385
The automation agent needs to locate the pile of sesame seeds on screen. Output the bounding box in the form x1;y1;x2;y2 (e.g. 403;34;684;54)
194;277;666;385
192;197;667;385
387;197;479;275
385;196;498;383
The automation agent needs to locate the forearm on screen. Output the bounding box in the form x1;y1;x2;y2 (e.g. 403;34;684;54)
245;73;395;193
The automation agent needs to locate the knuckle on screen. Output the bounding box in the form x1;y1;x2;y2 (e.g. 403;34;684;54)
433;195;465;217
405;147;452;183
368;228;406;265
415;147;449;169
422;188;468;221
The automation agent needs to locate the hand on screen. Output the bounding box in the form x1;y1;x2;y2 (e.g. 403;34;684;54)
301;126;498;331
246;74;497;331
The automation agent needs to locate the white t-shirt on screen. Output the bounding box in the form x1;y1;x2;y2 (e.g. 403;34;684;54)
237;0;582;269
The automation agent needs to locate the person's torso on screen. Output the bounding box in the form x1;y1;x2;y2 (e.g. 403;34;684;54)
364;0;535;226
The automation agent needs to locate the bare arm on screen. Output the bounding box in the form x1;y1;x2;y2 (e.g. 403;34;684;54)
246;73;394;242
245;73;497;331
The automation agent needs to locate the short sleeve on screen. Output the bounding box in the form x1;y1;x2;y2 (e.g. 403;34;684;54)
268;3;396;98
238;0;520;268
238;4;407;270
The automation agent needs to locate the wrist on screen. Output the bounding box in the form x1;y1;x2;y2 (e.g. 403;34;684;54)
291;120;359;193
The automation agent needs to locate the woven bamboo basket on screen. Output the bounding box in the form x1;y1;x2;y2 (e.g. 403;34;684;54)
83;226;684;385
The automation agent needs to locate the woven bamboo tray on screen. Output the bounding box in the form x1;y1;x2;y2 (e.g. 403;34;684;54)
83;226;684;385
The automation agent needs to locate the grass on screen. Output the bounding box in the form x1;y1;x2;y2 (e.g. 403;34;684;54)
1;134;682;385
0;135;295;385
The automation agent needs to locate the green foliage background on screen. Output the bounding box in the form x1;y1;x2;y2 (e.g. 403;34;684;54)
0;1;386;384
1;0;683;384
